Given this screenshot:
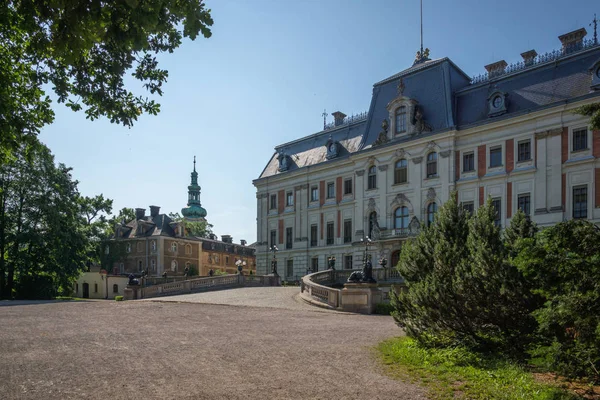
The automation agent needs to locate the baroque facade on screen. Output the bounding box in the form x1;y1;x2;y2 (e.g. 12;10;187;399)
106;161;256;277
253;25;600;278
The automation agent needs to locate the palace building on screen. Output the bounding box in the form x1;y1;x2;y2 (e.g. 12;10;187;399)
106;159;256;277
253;24;600;279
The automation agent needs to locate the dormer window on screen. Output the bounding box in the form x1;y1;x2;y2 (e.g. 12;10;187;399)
395;106;407;134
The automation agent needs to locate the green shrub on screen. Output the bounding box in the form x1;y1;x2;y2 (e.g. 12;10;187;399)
14;274;56;300
514;219;600;382
114;295;124;301
391;195;537;356
374;303;394;315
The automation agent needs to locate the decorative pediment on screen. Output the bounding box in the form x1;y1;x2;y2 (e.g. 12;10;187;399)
394;148;410;159
390;193;412;211
426;187;436;200
387;91;432;137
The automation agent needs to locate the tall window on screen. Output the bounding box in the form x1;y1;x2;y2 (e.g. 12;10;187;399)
138;260;143;271
151;259;156;271
270;194;276;210
126;243;131;253
517;194;531;216
311;257;319;273
463;152;474;172
285;227;293;249
426;203;437;227
394;207;409;230
343;219;352;243
426;152;437;178
310;186;318;202
573;186;587;219
286;191;293;206
326;222;334;245
94;283;98;293
395;106;407;134
491;198;502;227
490;146;502;168
344;255;353;270
286;259;294;278
462;202;474;215
518;140;531;162
573;128;588;151
270;230;276;247
391;250;401;268
367;166;377;189
368;212;377;238
344;178;353;195
113;284;119;293
171;242;177;253
151;241;156;252
327;182;335;198
394;159;408;184
310;225;318;247
185;244;192;255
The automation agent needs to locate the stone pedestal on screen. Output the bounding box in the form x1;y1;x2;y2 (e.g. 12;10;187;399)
123;285;141;300
341;283;382;314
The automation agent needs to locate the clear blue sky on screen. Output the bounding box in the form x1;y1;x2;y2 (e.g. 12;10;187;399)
39;0;598;244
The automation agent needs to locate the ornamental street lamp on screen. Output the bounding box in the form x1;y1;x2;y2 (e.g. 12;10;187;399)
270;245;279;276
235;259;247;275
360;236;373;263
328;255;336;270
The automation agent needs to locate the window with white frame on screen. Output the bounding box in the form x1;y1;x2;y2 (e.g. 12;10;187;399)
185;244;192;255
343;178;353;195
270;194;277;210
394;207;409;230
491;198;502;227
517;194;531;216
327;182;335;199
310;186;318;202
151;240;156;252
171;242;177;253
572;128;588;152
426;152;437;178
286;191;293;206
463;152;474;172
367;166;377;189
286;259;294;278
517;140;531;162
573;186;587;219
395;106;407;134
394;159;408;184
490;146;502;168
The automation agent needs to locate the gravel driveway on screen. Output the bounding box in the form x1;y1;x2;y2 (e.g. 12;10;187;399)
0;293;424;400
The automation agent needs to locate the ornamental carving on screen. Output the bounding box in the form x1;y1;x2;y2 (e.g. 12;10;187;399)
378;165;388;171
367;198;377;213
390;193;411;210
412;156;423;164
372;119;390;147
355;169;365;177
426;187;436;200
409;216;421;234
426;141;437;149
439;150;451;158
394;148;410;159
411;105;433;134
277;152;290;172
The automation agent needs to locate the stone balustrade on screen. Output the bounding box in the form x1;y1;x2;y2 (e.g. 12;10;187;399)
123;274;281;300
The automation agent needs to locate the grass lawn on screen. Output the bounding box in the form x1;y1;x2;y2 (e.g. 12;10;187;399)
377;336;584;400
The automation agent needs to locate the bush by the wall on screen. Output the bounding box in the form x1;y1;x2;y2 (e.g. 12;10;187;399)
14;274;56;300
374;302;394;315
114;295;124;301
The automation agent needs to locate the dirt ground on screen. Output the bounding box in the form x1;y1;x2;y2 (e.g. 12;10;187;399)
0;299;425;400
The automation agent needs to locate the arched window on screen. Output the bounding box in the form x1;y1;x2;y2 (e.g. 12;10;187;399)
138;260;143;271
113;284;119;293
426;152;438;178
126;243;131;253
394;159;408;184
394;206;409;230
185;244;192;255
151;241;157;252
367;166;377;190
395;106;407;134
391;250;401;268
171;260;178;272
427;202;438;227
368;212;378;238
171;242;177;253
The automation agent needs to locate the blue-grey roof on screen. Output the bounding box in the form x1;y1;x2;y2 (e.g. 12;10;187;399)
256;34;600;181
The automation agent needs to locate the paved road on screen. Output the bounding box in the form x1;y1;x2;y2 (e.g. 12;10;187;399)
0;289;424;400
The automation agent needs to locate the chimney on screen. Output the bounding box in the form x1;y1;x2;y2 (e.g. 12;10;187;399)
135;208;146;220
484;60;508;78
520;50;537;66
240;239;247;246
558;28;587;51
331;111;346;127
149;205;160;217
221;234;232;244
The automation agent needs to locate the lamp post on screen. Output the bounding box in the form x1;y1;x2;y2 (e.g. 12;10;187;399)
270;245;279;276
360;236;373;263
235;259;247;275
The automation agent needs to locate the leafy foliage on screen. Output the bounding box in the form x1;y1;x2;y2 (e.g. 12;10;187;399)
573;103;600;131
0;0;213;163
391;195;538;356
513;220;600;382
0;143;110;298
168;212;213;238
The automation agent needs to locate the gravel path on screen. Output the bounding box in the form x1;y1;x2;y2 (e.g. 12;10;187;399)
0;293;424;400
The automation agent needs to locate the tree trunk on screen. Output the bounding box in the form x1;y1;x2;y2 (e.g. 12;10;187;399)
0;173;8;299
6;191;24;297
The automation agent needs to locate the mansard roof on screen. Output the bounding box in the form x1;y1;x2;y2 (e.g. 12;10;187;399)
255;28;600;182
119;213;176;238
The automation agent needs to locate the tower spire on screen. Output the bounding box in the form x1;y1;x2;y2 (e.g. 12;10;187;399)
193;155;196;172
413;0;430;65
420;0;423;56
322;109;328;130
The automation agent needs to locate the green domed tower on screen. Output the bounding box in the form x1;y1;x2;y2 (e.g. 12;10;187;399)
181;156;207;221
